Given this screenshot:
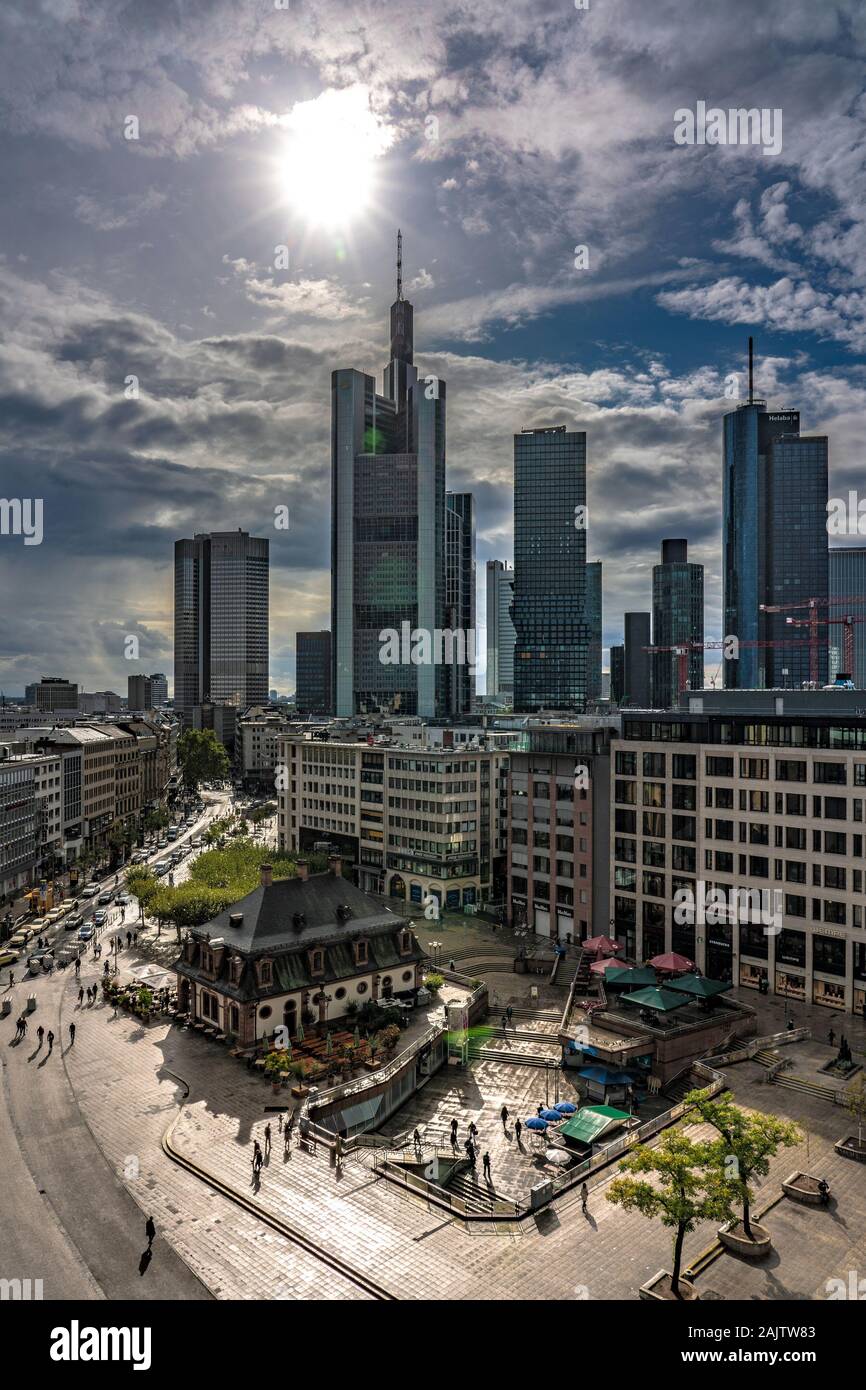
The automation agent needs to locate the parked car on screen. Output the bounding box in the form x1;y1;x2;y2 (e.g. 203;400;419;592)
81;885;99;899
65;914;84;931
0;949;20;968
77;925;95;942
92;909;108;927
115;894;131;907
97;891;113;906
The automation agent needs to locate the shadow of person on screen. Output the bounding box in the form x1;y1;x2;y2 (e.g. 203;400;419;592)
251;1170;261;1193
138;1248;152;1277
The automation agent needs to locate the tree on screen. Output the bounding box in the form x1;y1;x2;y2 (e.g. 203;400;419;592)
143;807;170;834
177;728;230;793
607;1129;734;1297
844;1074;866;1149
685;1089;800;1240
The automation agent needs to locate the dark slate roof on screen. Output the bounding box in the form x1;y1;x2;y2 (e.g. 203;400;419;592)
193;871;406;954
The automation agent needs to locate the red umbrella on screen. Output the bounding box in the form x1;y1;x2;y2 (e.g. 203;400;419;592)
589;957;629;975
583;935;621;956
648;951;694;974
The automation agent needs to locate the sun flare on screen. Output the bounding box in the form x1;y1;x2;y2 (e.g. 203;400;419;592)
280;86;393;231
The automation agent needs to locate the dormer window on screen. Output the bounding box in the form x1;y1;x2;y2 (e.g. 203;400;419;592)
400;930;413;955
230;956;242;984
309;949;325;977
259;959;273;987
354;939;369;967
201;948;213;973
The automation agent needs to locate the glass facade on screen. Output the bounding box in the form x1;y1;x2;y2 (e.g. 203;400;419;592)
652;540;704;706
512;427;598;710
829;546;866;687
623;611;651;706
295;631;332;713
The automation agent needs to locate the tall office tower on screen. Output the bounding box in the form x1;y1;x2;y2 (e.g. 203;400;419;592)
652;539;704;706
331;233;446;717
609;645;625;705
127;674;153;710
486;561;516;701
830;547;866;687
148;673;168;707
623;611;652;706
174;530;269;723
295;631;333;714
723;339;829;689
512;426;597;711
33;677;78;712
444;492;476;714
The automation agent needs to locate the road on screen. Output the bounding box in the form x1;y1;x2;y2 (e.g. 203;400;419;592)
0;791;231;1300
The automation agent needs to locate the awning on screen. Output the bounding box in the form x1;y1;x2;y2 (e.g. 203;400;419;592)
560;1105;631;1145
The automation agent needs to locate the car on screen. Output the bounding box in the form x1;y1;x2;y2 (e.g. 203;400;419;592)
92;909;108;927
65;914;84;930
166;828;178;841
81;885;99;899
97;891;114;907
115;894;131;907
153;864;168;878
0;949;20;968
190;836;203;848
77;925;94;942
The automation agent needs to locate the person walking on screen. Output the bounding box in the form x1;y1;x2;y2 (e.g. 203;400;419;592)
450;1117;459;1142
829;1028;836;1048
69;1022;76;1045
468;1120;479;1143
500;1104;509;1129
580;1182;589;1214
78;986;84;1006
264;1122;272;1154
252;1138;263;1167
448;958;455;971
46;1029;54;1053
126;930;132;948
19;1014;27;1037
482;1151;491;1181
145;1216;156;1249
37;1025;44;1047
506;1005;513;1024
501;1013;508;1033
8;970;14;988
74;957;80;977
133;931;138;946
514;1118;522;1143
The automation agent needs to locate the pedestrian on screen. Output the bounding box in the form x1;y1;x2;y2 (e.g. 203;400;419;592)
264;1122;272;1153
252;1138;262;1165
537;1103;544;1117
413;1127;422;1152
515;1118;522;1142
69;1022;76;1045
14;1016;22;1039
8;970;14;988
829;1028;836;1047
278;1113;284;1132
78;986;84;1006
19;1014;27;1037
500;1104;509;1128
449;958;454;971
468;1120;478;1142
450;1118;458;1141
482;1151;491;1180
145;1216;156;1248
133;932;138;946
74;957;80;977
127;930;132;948
506;1005;513;1024
580;1181;589;1214
501;1013;508;1032
37;1025;44;1046
47;1029;54;1052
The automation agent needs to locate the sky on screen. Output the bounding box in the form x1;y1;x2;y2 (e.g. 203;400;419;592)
1;0;866;697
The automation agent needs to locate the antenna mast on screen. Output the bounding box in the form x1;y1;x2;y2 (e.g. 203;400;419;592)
396;228;403;301
748;335;754;404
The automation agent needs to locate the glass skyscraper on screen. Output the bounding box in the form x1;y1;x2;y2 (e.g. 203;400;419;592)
651;539;704;707
331;235;472;718
485;560;516;701
623;611;652;706
829;547;866;688
295;631;332;714
512;426;600;711
445;492;476;715
173;530;269;723
723;377;829;689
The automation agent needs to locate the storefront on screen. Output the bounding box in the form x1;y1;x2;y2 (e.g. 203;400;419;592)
812;976;846;1010
775;968;805;1002
739;959;768;991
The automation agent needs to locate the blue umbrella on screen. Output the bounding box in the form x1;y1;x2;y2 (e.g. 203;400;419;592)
578;1066;636;1085
524;1116;547;1131
540;1108;562;1122
553;1101;577;1114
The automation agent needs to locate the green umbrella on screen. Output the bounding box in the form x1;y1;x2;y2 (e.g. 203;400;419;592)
606;966;657;989
667;973;731;999
325;1032;333;1057
622;985;688;1013
295;1020;305;1043
285;1040;293;1060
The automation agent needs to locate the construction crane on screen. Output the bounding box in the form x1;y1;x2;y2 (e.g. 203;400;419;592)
644;638;814;700
759;596;866;684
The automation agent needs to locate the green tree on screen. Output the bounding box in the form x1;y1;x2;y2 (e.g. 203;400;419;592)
844;1073;866;1149
685;1089;800;1240
607;1129;735;1298
143;806;170;834
177;728;230;793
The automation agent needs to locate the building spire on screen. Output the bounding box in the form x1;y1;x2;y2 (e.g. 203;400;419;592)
396;228;403;301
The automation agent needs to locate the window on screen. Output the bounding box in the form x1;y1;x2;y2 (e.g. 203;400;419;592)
614;866;636;891
643;812;666;838
814;762;847;785
643;752;666;778
356;981;368;994
672;784;696;810
259;959;272;986
739;758;769;779
824;797;847;820
615;780;636;805
643;782;666;807
643;840;665;867
309;949;325;976
672;815;696;842
616;751;637;775
672;754;696;780
402;969;413;982
615;837;636;863
776;759;806;782
259;1005;272;1020
334;986;347;1000
707;756;734;777
615;809;636;834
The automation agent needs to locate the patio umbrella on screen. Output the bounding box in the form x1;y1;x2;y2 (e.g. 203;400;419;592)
553;1101;577;1114
285;1040;293;1061
539;1108;562;1122
667;973;731;999
606;965;658;989
648;951;694;974
354;1025;360;1046
622;985;689;1013
582;935;621;956
325;1032;333;1057
544;1148;572;1167
295;1020;305;1043
524;1116;548;1131
578;1065;636;1085
589;957;629;976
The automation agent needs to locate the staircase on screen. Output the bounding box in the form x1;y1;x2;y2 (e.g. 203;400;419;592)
445;1168;502;1215
663;1072;700;1105
467;1045;556;1069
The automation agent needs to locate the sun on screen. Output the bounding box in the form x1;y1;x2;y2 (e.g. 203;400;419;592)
280;86;393;231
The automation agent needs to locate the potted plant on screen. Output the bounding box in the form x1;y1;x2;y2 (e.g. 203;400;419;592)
264;1050;290;1092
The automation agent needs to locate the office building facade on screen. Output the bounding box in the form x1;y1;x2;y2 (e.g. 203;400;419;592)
295;631;333;714
723;376;829;689
652;540;704;707
829;547;866;688
609;645;625;705
174;530;269;722
32;677;78;713
486;561;516;702
512;426;598;711
623;611;652;707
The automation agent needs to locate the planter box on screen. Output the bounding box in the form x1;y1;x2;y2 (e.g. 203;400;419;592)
291;1084;310;1098
782;1171;830;1205
639;1269;699;1301
718;1220;772;1259
835;1136;866;1162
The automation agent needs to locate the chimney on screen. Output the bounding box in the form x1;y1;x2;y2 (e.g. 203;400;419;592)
296;859;309;882
260;863;273;888
229;913;243;930
328;854;343;878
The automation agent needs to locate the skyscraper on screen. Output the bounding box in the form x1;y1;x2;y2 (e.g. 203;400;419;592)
148;673;168;707
445;492;476;715
486;561;516;701
652;540;704;706
512;426;598;711
623;611;652;706
609;645;625;705
723;341;829;688
295;631;332;714
331;233;449;717
174;530;269;723
829;547;866;688
127;674;153;710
